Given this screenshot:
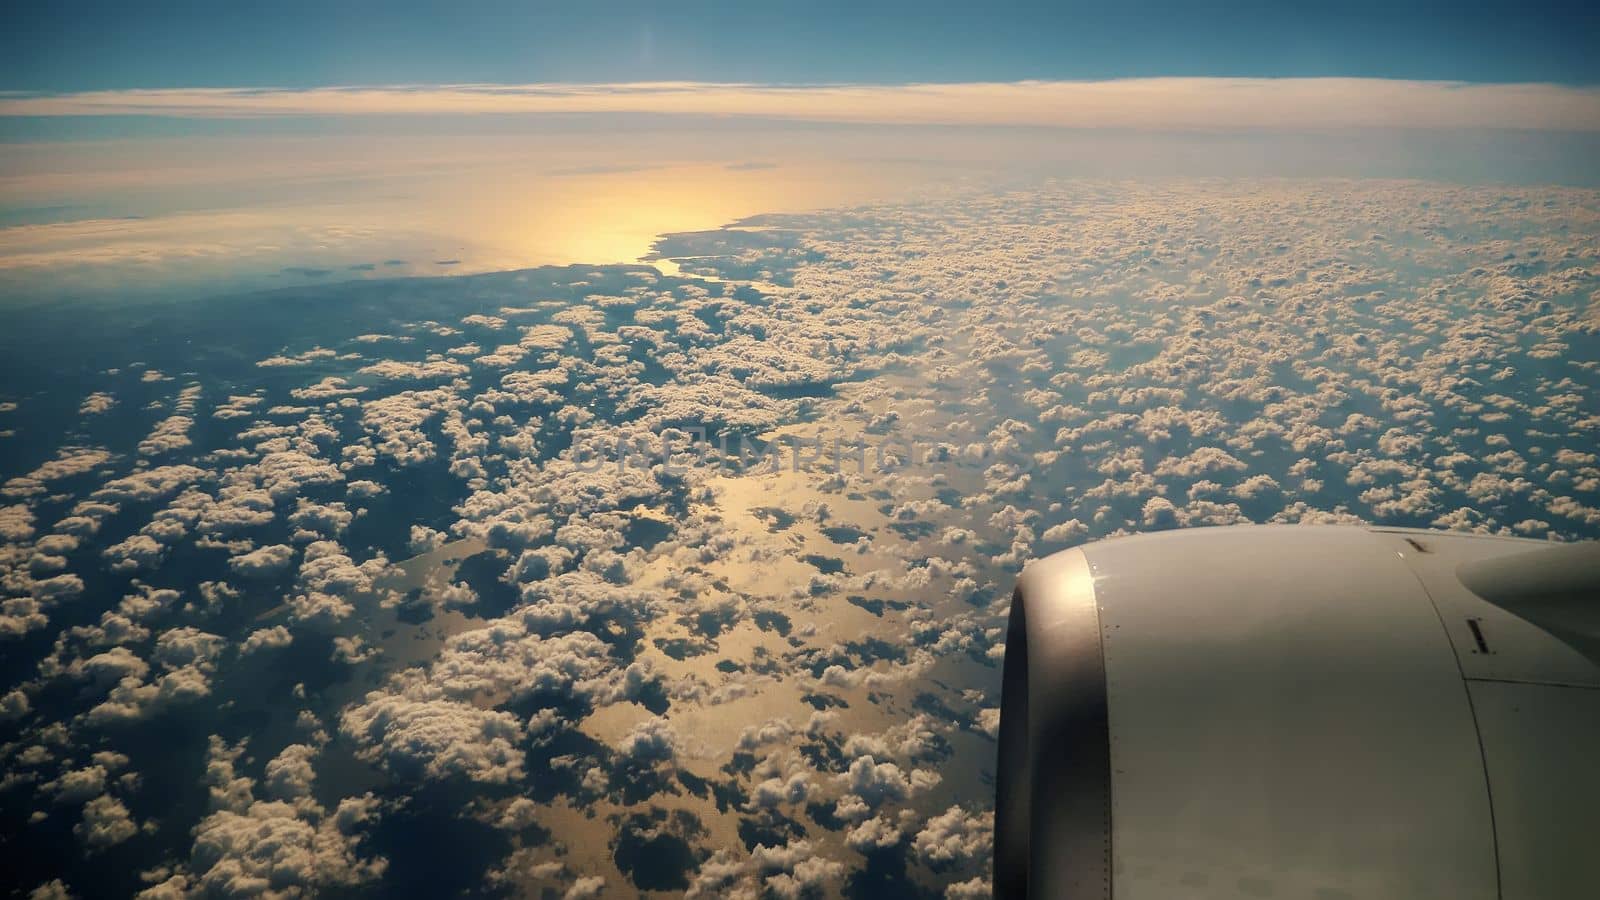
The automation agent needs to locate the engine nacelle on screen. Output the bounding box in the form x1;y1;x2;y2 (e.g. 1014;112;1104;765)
995;525;1600;900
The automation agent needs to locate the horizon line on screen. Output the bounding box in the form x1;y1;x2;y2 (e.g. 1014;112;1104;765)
3;78;1599;132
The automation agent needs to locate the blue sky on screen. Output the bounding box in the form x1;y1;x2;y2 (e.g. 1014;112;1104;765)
2;0;1597;296
3;0;1598;91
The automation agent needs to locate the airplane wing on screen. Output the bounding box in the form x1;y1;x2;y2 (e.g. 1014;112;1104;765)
995;524;1600;900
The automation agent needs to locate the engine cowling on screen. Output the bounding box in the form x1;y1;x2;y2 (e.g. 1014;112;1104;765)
995;524;1600;900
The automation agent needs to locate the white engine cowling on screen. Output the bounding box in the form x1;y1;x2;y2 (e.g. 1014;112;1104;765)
995;525;1600;900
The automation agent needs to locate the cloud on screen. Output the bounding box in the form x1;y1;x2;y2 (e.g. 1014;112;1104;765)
357;358;470;381
346;480;386;498
151;627;226;670
976;708;1001;739
751;839;845;899
3;448;113;499
617;716;680;763
262;743;318;800
0;504;35;540
92;465;208;504
841;713;948;763
102;534;167;572
407;525;447;554
240;626;293;655
75;795;140;849
845;814;904;853
330;634;380;664
839;756;917;808
359;388;461;466
138;415;197;457
1;689;31;721
5;171;1600;899
287;499;353;538
912;805;993;870
289;540;393;624
1039;518;1087;543
228;543;295;578
684;849;757;899
2;79;1597;130
76;646;150;685
339;694;525;784
736;718;795;751
562;877;606;900
83;664;213;725
749;772;812;810
27;881;76;900
43;765;108;803
182;794;386;897
945;877;990;899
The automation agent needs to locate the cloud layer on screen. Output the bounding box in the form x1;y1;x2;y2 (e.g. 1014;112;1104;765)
4;78;1599;130
2;175;1598;898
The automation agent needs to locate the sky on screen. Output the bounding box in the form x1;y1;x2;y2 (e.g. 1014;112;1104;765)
3;1;1599;90
2;2;1598;140
3;1;1599;304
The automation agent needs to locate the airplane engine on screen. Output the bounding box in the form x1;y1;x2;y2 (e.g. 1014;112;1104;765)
994;525;1600;900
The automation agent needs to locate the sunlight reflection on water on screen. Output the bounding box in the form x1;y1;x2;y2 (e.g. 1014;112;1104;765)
0;153;950;303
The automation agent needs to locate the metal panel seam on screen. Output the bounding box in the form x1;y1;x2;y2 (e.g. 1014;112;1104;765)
1392;540;1504;900
1091;557;1113;900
